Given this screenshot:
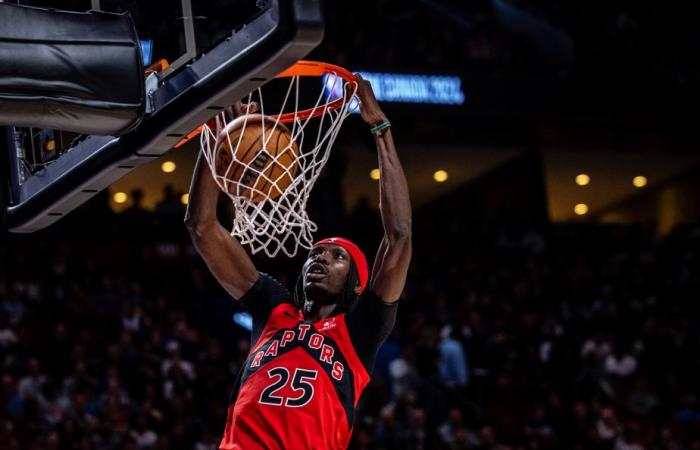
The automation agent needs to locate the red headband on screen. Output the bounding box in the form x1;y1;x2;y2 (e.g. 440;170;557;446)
313;237;369;294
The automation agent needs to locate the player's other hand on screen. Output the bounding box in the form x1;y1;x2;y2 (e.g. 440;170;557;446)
354;74;387;127
227;101;259;120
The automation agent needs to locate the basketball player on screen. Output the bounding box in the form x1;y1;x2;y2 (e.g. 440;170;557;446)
184;75;411;450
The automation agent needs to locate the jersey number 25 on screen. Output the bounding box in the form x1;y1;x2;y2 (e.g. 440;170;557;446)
259;367;318;407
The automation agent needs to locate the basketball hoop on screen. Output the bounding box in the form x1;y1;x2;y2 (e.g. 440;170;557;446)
198;61;358;258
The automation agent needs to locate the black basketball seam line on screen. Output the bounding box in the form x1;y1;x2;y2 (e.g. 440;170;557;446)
281;139;300;198
225;125;252;180
248;152;271;202
217;143;234;175
230;128;265;197
278;134;300;196
232;128;264;180
222;133;242;182
255;129;286;201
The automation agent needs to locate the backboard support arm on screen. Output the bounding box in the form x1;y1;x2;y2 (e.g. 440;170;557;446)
1;0;324;232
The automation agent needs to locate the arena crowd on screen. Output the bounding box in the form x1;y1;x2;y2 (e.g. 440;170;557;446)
1;189;699;449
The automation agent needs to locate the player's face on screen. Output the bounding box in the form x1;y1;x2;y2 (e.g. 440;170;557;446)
303;244;352;301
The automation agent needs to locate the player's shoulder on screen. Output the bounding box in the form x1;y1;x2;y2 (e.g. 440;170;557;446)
350;289;399;313
344;288;398;331
250;271;288;290
240;271;293;304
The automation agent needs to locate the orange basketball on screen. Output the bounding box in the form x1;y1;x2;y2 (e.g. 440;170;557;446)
215;114;299;203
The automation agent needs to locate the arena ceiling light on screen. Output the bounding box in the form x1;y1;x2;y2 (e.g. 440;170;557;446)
161;161;176;173
575;173;590;186
113;192;128;204
632;176;647;188
370;169;380;180
433;170;449;182
574;203;589;215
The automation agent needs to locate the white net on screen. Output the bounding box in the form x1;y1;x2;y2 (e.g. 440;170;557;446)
200;71;357;258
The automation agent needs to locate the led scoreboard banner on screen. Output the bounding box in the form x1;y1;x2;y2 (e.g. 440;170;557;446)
324;71;466;111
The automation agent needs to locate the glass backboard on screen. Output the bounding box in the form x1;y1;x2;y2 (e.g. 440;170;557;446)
1;0;324;232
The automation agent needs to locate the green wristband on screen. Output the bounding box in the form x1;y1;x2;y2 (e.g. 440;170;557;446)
370;120;391;135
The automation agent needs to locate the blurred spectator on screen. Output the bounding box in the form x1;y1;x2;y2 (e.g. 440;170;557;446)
614;427;644;450
123;304;146;334
596;407;621;444
154;185;185;218
17;358;47;401
131;414;158;448
605;345;638;378
438;325;469;389
626;376;658;417
438;407;465;447
388;347;420;400
581;331;612;364
161;341;196;401
120;188;150;235
672;395;700;424
0;317;17;348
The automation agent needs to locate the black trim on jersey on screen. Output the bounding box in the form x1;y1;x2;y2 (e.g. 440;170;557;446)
299;333;356;428
227;364;246;407
233;323;356;428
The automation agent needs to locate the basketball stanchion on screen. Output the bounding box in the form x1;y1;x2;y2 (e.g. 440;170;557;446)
192;61;358;258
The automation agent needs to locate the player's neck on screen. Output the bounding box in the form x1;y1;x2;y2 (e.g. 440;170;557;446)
302;300;338;323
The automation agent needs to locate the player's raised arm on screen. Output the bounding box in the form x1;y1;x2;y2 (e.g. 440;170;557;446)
184;102;258;300
356;76;412;303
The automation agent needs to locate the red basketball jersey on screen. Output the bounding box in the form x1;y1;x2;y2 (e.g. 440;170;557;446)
220;303;370;449
219;272;397;449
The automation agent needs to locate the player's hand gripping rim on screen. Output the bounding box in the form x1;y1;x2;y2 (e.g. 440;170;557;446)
353;74;390;134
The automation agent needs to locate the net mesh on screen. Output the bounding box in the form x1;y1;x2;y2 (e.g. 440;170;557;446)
200;71;357;257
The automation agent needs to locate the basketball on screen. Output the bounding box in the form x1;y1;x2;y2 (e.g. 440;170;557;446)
215;114;299;203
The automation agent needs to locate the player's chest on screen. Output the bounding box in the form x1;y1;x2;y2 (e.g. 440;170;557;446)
249;312;349;381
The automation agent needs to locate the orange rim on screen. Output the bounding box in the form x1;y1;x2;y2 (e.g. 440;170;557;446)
275;60;356;80
174;61;356;148
272;61;357;123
